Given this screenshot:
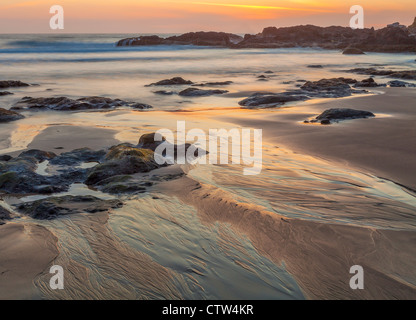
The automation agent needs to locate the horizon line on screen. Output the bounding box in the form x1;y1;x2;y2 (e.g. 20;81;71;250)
0;23;394;35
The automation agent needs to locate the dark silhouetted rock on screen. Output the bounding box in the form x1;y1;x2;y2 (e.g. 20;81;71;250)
353;78;380;87
311;108;375;124
0;107;24;122
0;155;12;162
137;132;207;162
153;90;176;95
117;35;165;46
307;65;323;68
300;78;364;98
118;21;416;53
49;148;106;166
19;149;57;161
95;175;150;194
131;103;153;110
387;80;416;87
85;145;161;186
239;92;309;108
238;77;371;109
166;31;243;46
347;68;416;80
343;47;365;55
0;80;29;88
146;77;193;86
0;142;165;196
191;81;233;87
117;32;242;47
137;133;166;151
409;17;416;35
0;159;69;195
0;91;13;96
234;23;416;52
178;87;228;97
301;77;357;90
15;195;123;220
11;96;152;111
0;147;109;195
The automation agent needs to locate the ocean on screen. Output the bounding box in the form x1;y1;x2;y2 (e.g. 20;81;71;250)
1;33;415;111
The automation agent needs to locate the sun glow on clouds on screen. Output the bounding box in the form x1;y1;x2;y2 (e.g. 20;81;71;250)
186;1;334;12
0;0;416;32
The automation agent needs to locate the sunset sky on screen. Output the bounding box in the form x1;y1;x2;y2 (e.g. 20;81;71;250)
0;0;415;33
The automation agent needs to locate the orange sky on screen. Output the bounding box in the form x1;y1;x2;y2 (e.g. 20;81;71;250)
0;0;415;33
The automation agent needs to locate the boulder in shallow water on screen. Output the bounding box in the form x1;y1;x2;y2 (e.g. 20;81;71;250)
131;102;153;110
346;68;416;80
105;144;155;161
117;35;165;46
238;92;309;108
0;80;29;88
300;78;363;98
0;108;24;122
137;133;166;151
311;108;375;124
387;80;416;87
0;154;86;195
49;148;106;166
301;78;357;90
137;132;208;162
153;90;176;95
12;96;151;111
342;47;365;55
146;77;193;86
166;31;243;46
85;144;161;186
178;87;228;97
353;78;380;87
191;81;233;87
18;149;57;161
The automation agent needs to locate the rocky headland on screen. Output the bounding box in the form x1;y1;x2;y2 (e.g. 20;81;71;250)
117;19;416;53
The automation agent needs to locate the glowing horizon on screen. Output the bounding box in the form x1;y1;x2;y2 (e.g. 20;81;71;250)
0;0;415;33
187;1;335;13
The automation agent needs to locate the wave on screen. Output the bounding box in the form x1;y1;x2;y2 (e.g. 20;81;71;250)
0;37;215;54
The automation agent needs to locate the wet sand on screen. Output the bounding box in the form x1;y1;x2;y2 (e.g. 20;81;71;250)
0;223;59;299
159;175;416;299
221;87;416;191
27;125;120;154
33;211;184;300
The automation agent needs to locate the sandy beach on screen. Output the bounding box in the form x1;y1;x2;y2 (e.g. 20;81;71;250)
0;223;58;299
1;28;416;301
221;87;416;191
1;88;415;299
